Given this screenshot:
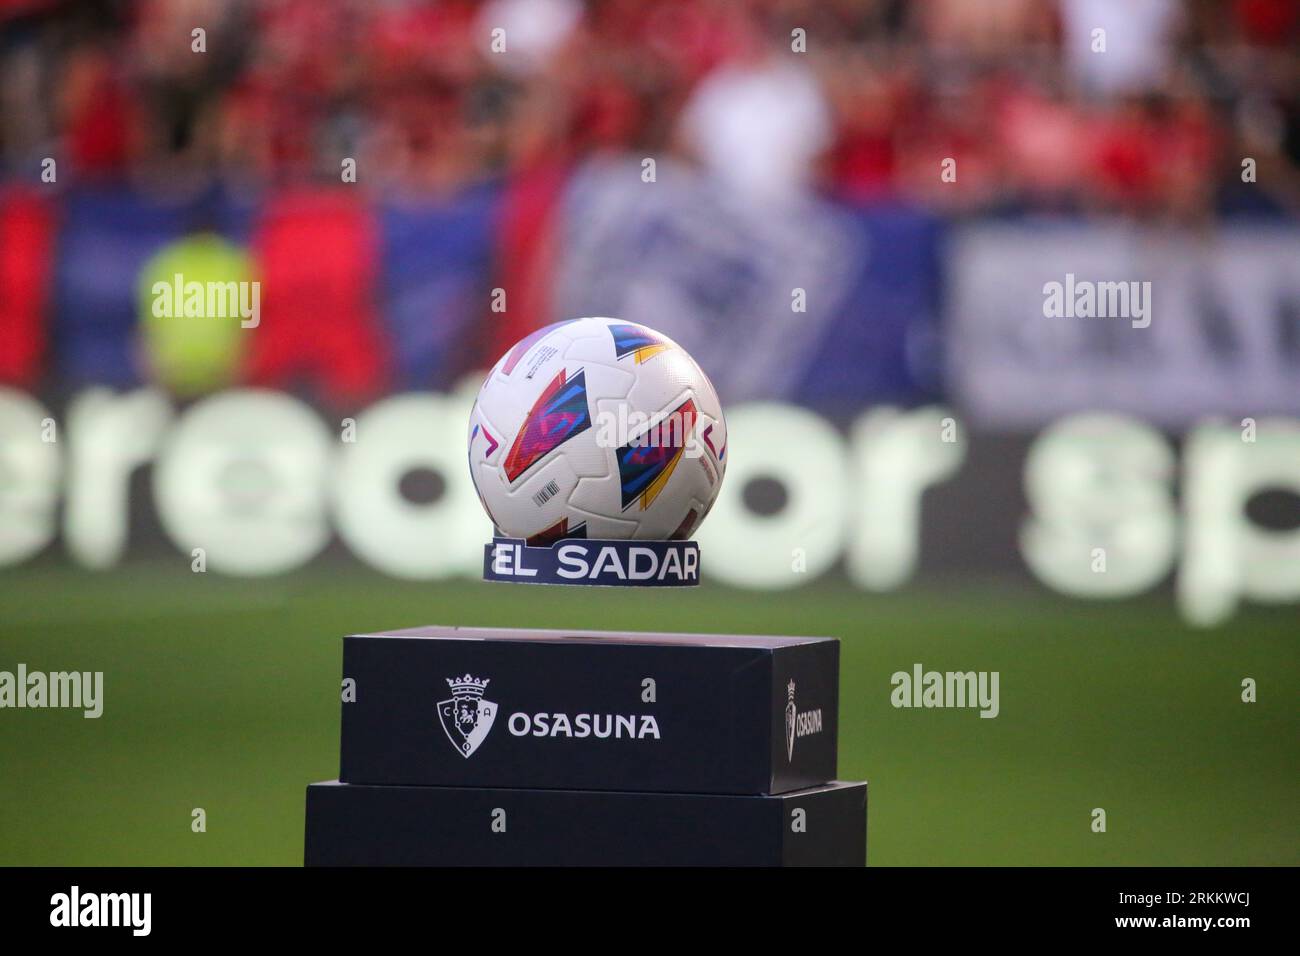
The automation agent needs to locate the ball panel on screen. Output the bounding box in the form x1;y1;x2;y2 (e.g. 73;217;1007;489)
564;496;640;539
485;456;584;543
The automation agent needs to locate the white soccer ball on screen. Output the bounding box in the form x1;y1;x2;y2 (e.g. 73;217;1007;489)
468;317;727;543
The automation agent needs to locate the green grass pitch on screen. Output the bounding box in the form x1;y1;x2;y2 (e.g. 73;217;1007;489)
1;561;1295;865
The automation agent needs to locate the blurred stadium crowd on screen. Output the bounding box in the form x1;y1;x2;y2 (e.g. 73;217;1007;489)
3;0;1299;218
1;0;1298;410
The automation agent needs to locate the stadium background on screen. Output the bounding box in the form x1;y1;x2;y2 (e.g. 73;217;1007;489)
1;0;1297;865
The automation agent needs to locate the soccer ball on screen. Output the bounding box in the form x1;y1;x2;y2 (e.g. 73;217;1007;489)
468;317;727;543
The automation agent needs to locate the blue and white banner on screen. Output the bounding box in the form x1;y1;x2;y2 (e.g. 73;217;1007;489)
377;183;501;388
549;158;943;410
947;224;1300;427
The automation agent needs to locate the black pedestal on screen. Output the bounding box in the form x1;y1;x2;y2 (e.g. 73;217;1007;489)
309;626;867;866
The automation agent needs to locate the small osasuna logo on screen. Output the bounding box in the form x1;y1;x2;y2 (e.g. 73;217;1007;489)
785;680;797;761
438;674;498;758
784;678;824;761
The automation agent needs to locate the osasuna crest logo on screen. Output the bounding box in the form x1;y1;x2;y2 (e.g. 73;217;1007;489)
785;679;797;762
438;674;498;758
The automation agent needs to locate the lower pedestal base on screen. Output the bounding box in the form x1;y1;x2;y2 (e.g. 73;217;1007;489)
305;779;866;866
